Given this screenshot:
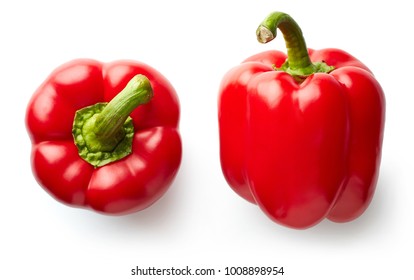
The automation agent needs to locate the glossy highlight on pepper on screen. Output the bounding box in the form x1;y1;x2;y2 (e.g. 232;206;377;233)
218;12;385;229
26;59;182;215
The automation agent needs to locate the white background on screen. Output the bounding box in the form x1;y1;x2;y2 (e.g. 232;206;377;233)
1;0;412;279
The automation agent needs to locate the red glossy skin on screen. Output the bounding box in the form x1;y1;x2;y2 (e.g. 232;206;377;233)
218;49;385;228
26;59;182;214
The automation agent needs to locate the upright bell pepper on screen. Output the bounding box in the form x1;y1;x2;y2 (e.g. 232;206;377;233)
26;59;182;214
218;12;385;229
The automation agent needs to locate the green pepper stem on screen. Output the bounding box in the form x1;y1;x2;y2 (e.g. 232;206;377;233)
83;74;153;153
256;12;333;78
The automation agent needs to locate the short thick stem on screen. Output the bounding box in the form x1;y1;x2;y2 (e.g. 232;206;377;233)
87;75;153;152
72;74;153;167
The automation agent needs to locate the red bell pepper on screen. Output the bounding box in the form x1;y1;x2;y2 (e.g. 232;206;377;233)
26;59;182;214
218;12;385;229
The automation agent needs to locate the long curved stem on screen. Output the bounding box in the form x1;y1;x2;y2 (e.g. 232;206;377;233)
256;12;334;78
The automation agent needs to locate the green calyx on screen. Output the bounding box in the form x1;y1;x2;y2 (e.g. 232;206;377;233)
256;12;334;81
72;74;153;167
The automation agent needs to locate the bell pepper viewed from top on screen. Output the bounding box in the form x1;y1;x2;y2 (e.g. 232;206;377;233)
26;59;182;215
218;12;385;229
